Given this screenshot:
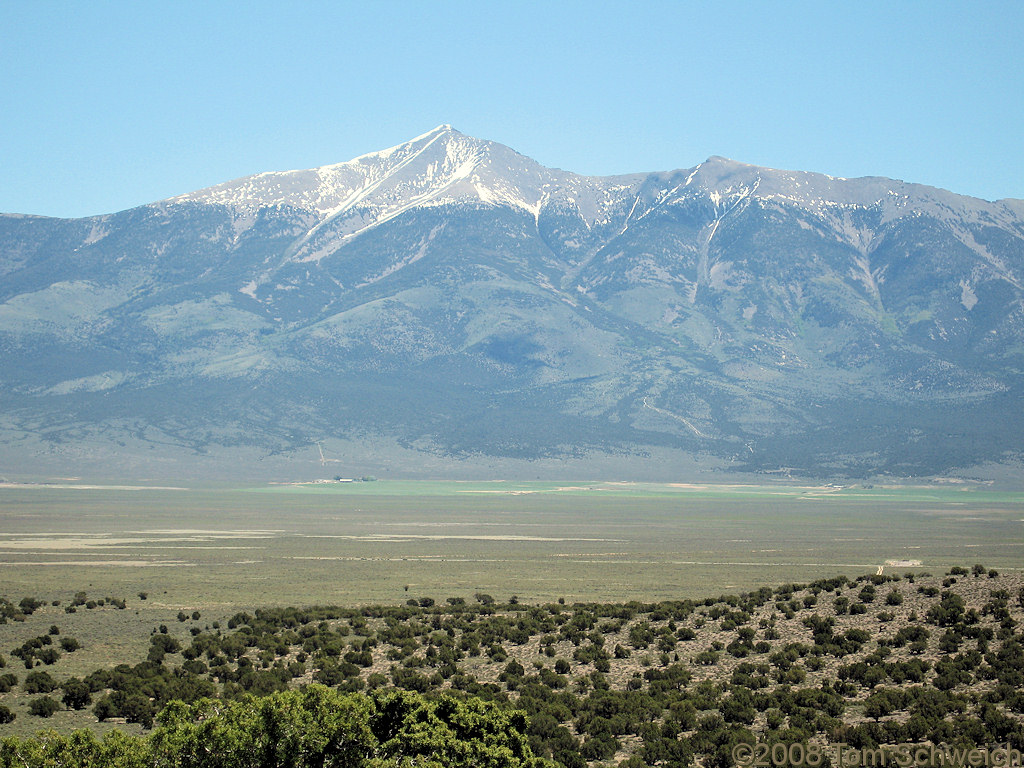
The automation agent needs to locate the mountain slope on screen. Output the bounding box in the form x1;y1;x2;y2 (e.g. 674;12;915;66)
2;127;1023;480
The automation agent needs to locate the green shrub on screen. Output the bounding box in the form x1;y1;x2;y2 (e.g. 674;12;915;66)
23;670;56;694
28;696;60;718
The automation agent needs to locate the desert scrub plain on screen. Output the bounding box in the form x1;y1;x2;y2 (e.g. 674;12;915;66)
2;481;1022;607
1;565;1023;767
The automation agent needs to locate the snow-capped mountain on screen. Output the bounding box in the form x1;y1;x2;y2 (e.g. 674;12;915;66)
2;126;1023;479
169;125;647;271
172;125;630;219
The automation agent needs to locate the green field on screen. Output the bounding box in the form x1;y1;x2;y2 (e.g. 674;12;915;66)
1;480;1021;611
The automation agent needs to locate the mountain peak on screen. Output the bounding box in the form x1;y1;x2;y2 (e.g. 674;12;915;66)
346;124;464;163
170;125;565;229
169;125;474;216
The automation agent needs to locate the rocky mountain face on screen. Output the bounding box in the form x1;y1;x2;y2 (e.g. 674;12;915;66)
2;125;1023;479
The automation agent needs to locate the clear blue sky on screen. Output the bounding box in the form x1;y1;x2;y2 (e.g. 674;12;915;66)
3;1;1022;218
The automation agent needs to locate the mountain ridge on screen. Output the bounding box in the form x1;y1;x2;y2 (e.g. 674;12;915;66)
1;128;1023;481
163;127;1024;226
